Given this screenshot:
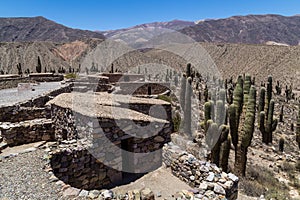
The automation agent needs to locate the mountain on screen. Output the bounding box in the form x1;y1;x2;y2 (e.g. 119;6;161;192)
0;16;105;43
179;14;300;45
100;20;195;45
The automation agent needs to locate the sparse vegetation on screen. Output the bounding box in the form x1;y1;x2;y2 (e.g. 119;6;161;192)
64;73;77;79
241;165;289;199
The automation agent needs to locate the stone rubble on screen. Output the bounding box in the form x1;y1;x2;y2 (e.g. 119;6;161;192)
162;142;239;200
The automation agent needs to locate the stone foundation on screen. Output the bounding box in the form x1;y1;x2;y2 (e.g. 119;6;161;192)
163;143;239;200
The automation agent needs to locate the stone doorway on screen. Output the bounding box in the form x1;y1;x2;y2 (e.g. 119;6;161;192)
121;138;145;184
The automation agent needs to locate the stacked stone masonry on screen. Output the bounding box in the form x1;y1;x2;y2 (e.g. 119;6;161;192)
163;143;239;200
0;118;55;146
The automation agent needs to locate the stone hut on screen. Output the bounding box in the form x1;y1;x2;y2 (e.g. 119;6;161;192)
47;92;173;189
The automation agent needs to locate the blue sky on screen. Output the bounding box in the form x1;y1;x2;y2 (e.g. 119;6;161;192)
0;0;299;31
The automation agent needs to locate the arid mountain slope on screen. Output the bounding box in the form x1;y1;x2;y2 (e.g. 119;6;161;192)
0;41;70;73
0;41;299;89
105;43;300;88
0;17;105;43
180;14;300;45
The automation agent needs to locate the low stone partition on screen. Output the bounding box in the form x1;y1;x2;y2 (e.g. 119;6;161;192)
117;82;170;95
0;106;50;123
163;143;239;200
29;73;64;82
0;74;64;89
0;77;30;90
0;118;55;146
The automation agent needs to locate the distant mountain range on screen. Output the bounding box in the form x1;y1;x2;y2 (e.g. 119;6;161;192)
1;14;300;45
0;16;105;43
102;14;300;46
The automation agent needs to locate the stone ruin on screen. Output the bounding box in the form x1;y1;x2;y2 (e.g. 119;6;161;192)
0;72;239;199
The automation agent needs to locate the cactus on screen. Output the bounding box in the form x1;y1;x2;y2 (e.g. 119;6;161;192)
258;87;266;125
186;63;191;78
180;74;187;111
204;84;209;102
258;76;278;144
203;89;230;168
36;56;42;73
279;137;284;152
275;81;282;95
16;63;22;75
220;134;231;172
184;77;192;135
279;105;284;123
174;74;178;87
165;74;169;82
285;85;293;102
260;99;277;144
231;85;256;176
110;63;114;73
296;105;300;149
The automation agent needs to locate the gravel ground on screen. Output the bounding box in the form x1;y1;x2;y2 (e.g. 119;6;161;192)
0;82;64;107
0;149;63;200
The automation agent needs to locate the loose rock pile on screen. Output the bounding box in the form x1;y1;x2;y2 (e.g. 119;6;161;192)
163;142;239;200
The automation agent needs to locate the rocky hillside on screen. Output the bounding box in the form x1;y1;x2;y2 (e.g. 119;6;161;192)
96;43;300;89
0;17;105;43
0;39;103;74
179;14;300;45
1;40;299;89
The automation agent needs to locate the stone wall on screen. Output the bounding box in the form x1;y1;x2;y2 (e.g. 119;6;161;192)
0;74;64;90
163;143;239;200
117;82;170;95
50;142;122;190
0;106;50;123
0;84;72;122
0;77;31;90
0;118;55;146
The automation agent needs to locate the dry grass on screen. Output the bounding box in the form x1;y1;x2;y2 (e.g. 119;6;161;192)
240;165;290;199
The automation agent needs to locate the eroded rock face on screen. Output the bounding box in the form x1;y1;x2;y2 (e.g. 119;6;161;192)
163;143;239;200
